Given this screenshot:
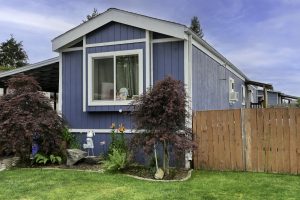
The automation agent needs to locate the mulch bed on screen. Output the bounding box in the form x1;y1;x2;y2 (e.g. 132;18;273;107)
124;165;190;180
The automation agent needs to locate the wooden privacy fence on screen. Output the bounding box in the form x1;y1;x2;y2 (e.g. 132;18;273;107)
193;108;300;174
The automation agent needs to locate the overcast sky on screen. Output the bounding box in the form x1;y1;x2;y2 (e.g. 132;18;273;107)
0;0;299;96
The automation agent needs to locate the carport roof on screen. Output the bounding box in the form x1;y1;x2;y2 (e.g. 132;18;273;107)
0;57;59;92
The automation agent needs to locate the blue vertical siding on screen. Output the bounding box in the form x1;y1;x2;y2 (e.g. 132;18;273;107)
62;50;134;129
86;22;145;44
86;42;145;112
192;45;245;111
153;41;184;83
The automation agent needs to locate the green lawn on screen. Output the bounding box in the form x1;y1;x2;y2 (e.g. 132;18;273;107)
0;169;299;200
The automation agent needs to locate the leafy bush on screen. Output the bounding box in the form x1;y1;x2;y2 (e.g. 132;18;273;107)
34;154;49;165
103;148;128;172
33;153;62;165
62;128;80;149
0;75;66;163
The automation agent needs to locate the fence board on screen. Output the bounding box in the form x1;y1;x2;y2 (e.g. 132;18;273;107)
193;108;300;174
256;109;264;172
277;109;285;173
270;108;277;173
296;109;300;173
283;109;290;173
223;111;231;170
228;110;236;170
250;109;258;171
289;109;297;174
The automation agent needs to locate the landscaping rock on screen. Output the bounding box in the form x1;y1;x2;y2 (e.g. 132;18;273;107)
66;149;87;166
0;163;6;172
2;158;13;169
154;168;164;180
82;156;103;165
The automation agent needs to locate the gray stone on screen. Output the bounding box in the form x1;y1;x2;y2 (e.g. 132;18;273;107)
154;168;164;180
66;149;87;166
0;163;6;172
83;156;103;165
2;158;13;169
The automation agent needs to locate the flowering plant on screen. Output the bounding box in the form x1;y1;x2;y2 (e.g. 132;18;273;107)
108;123;127;154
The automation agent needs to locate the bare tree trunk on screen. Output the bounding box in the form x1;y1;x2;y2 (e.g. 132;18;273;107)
163;140;170;174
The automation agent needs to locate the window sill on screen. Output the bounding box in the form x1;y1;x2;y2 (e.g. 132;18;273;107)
88;100;134;106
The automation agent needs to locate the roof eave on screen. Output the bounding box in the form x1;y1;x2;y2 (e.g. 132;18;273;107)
0;57;59;79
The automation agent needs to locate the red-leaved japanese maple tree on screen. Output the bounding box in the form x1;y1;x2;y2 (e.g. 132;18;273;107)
0;75;66;162
130;76;196;173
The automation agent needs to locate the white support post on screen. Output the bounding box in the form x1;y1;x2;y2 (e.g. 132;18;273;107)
184;33;193;169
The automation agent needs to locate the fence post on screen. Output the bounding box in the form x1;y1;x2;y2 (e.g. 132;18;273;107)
241;108;247;171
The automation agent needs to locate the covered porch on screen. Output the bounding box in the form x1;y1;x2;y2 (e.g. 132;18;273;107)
0;57;60;111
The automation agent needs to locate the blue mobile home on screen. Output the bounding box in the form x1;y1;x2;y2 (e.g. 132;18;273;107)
0;8;262;155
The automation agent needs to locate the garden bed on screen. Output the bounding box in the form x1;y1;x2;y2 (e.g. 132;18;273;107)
124;165;190;181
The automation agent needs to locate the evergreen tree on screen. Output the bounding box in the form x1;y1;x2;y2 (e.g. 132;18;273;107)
0;35;28;68
190;16;204;38
83;8;99;22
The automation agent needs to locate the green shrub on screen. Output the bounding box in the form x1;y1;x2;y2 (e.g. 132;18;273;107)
62;128;80;149
33;154;49;165
33;153;62;165
103;148;128;172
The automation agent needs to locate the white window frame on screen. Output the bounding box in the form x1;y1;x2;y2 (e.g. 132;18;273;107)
87;49;143;106
229;77;239;102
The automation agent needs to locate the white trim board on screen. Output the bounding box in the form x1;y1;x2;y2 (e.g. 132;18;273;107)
61;47;83;52
0;57;59;78
52;8;186;51
152;38;183;43
69;129;135;133
150;32;154;87
58;53;63;114
145;30;151;88
87;49;143;106
83;36;87;112
85;38;146;48
192;39;246;81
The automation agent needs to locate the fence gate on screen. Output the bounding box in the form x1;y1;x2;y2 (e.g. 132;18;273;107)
193;108;300;174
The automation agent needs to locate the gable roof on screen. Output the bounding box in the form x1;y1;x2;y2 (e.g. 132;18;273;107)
52;8;249;80
52;8;187;51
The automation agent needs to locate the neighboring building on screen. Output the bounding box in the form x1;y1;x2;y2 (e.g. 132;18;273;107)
0;8;293;155
257;89;299;107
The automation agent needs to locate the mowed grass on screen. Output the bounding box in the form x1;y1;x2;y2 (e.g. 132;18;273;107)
0;169;300;200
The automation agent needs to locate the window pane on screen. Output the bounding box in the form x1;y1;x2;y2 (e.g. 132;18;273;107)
116;55;139;100
93;57;114;100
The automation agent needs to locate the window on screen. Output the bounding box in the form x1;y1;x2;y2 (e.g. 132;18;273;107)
88;50;143;106
229;77;239;102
